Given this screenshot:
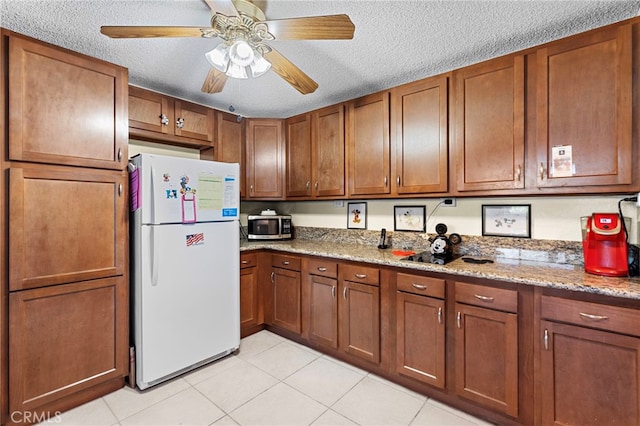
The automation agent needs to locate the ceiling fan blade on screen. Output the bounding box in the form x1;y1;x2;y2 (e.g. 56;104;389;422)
201;68;228;94
263;14;355;40
264;48;318;95
100;26;206;38
204;0;239;17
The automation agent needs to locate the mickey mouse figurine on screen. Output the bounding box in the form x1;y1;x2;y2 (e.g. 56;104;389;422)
429;223;462;259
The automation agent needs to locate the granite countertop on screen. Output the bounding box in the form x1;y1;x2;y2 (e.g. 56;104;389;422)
241;239;640;301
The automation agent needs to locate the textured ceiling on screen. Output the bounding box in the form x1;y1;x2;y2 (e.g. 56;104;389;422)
2;1;639;118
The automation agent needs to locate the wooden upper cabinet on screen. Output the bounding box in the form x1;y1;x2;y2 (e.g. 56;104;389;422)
453;54;525;192
392;76;449;195
313;104;346;197
216;111;245;197
286;113;313;197
246;118;285;199
8;165;127;291
536;24;632;189
128;85;214;147
347;92;391;196
8;33;128;170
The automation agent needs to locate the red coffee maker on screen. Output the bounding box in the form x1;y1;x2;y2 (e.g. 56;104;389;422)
582;213;628;277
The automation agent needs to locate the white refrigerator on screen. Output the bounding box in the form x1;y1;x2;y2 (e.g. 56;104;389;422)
129;153;240;390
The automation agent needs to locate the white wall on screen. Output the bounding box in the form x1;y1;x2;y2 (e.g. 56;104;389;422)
130;141;639;243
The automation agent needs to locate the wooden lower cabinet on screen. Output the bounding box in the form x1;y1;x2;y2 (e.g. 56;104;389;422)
240;253;260;337
308;274;338;348
267;254;302;334
8;277;128;419
454;282;519;418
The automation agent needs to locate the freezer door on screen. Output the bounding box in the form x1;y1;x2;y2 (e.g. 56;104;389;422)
135;221;240;387
133;153;239;224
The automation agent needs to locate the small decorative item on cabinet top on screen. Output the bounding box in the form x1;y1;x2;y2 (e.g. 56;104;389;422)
394;205;426;232
347;202;367;229
482;204;531;238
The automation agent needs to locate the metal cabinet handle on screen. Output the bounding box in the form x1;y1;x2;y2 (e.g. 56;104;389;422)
317;267;327;272
539;162;545;180
176;117;185;129
456;311;462;328
437;307;443;324
383;176;388;186
579;312;609;321
543;329;549;350
474;294;495;302
306;181;310;191
396;176;400;186
270;272;275;283
117;148;123;162
411;283;427;291
118;183;123;196
343;287;348;299
516;164;522;181
315;181;318;190
282;261;290;265
241;260;250;265
331;286;336;298
355;273;366;279
250;184;254;193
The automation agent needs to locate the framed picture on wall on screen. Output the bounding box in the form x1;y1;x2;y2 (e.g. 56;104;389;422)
393;205;426;232
482;204;531;238
347;202;367;229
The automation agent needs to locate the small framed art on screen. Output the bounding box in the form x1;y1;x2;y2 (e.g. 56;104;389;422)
393;205;426;232
347;202;367;229
482;204;531;238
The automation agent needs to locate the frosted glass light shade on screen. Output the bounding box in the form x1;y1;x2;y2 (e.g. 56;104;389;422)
249;52;271;77
205;43;230;72
229;40;255;67
226;62;248;79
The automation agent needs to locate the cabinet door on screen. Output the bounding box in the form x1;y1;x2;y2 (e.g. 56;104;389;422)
340;281;380;364
246;119;285;199
9;166;126;291
8;34;128;170
313;104;346;197
286;114;313;197
454;303;518;417
216;111;245;197
308;274;338;348
174;100;215;143
271;267;301;334
453;55;525;192
9;277;128;414
347;92;391;196
396;292;445;388
128;85;173;135
393;76;448;194
240;265;259;336
540;320;640;426
536;25;632;189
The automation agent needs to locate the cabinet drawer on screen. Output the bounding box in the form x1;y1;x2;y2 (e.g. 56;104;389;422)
397;273;445;298
541;295;640;336
340;264;379;286
307;258;338;278
240;253;258;269
271;254;301;271
455;282;517;313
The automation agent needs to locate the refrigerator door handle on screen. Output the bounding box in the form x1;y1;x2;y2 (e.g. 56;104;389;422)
150;227;160;286
150;164;158;225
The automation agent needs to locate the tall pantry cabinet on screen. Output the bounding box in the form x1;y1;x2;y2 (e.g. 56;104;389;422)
1;30;129;424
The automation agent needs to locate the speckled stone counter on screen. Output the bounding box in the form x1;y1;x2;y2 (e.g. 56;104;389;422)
241;229;640;301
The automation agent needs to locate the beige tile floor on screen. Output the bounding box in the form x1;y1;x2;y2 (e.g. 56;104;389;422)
38;330;494;426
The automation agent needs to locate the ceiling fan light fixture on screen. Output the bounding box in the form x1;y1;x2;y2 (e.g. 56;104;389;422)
249;51;271;78
205;43;230;72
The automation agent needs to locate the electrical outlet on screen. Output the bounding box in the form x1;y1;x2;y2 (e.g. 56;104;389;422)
441;198;456;207
334;200;345;208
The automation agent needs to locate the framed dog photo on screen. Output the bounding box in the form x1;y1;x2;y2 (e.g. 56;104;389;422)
394;205;426;232
347;202;367;229
482;204;531;238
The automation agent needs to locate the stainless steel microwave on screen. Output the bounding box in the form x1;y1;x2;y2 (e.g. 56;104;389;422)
247;214;292;240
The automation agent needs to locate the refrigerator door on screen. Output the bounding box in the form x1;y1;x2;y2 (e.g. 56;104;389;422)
136;220;240;388
133;153;239;225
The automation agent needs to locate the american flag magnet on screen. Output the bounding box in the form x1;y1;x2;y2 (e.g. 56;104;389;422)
186;233;204;247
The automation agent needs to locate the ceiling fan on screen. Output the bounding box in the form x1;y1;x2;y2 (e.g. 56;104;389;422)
101;0;355;95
